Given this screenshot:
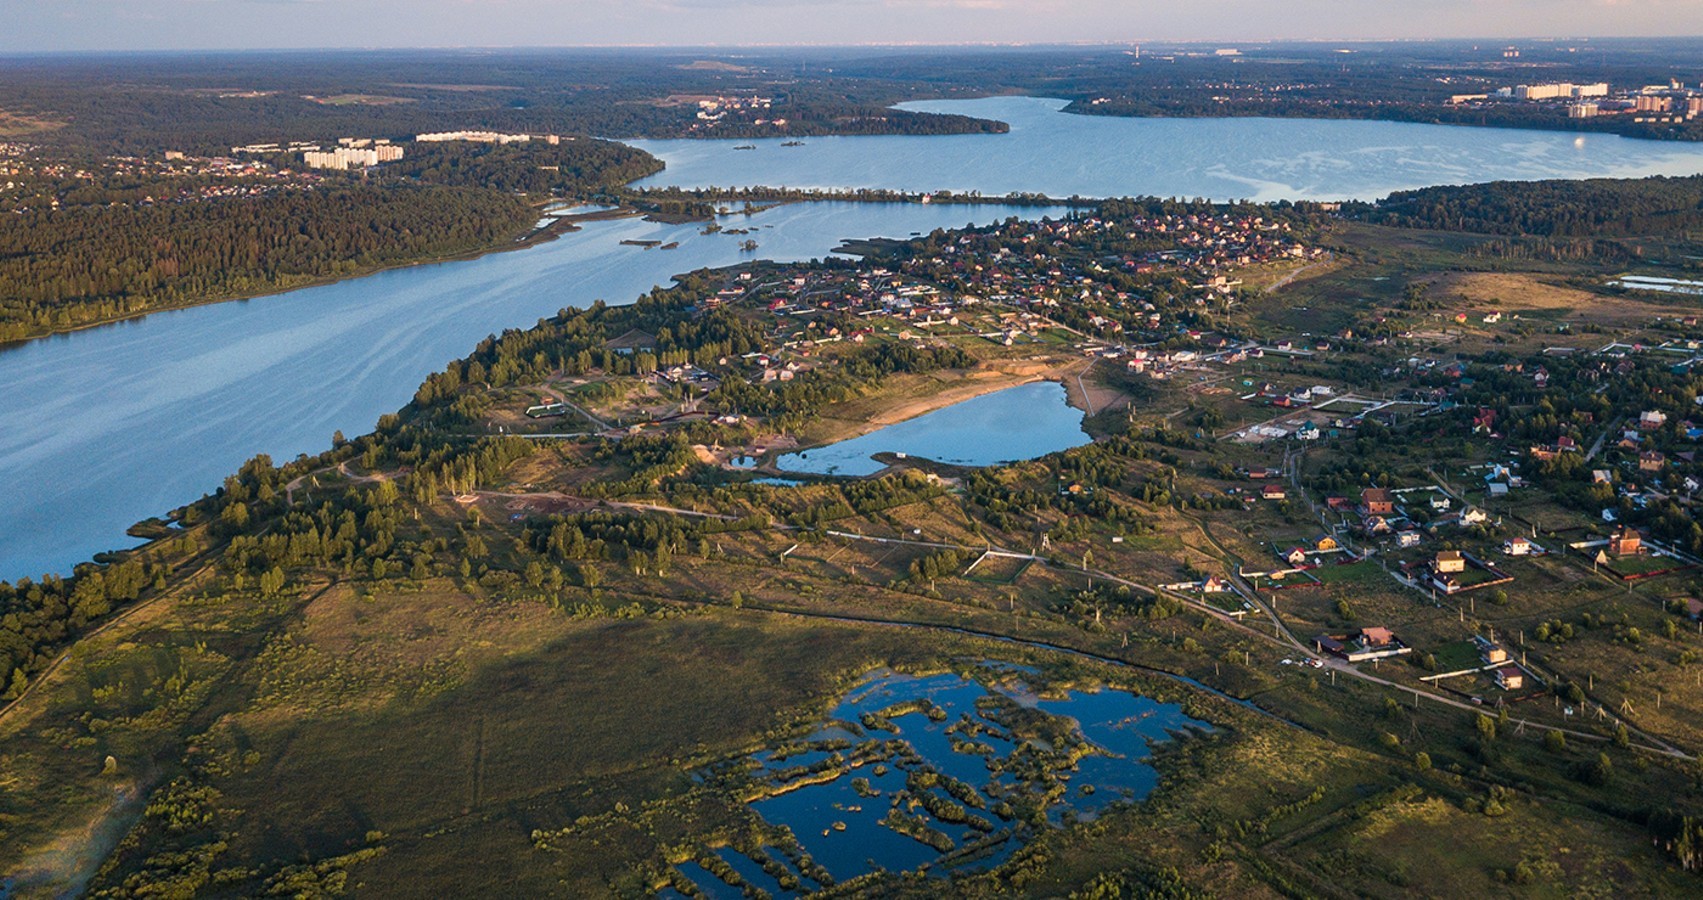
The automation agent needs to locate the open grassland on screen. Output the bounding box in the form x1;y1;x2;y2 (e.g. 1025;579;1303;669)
14;511;1698;897
210;607;968;896
1276;790;1689;897
0;110;65;136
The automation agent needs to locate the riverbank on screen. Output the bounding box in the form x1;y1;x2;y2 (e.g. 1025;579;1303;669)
623;184;1098;211
0;202;635;352
1063;98;1703;144
0;192;1067;351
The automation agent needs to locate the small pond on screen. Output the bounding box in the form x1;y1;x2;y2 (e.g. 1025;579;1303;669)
776;381;1089;477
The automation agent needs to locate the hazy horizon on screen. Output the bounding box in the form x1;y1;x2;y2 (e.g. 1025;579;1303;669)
5;1;1703;54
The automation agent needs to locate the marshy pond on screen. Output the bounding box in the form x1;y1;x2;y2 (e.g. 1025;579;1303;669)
671;666;1209;896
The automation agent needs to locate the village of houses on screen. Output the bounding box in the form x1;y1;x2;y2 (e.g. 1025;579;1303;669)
514;206;1328;436
1167;331;1703;714
493;202;1703;718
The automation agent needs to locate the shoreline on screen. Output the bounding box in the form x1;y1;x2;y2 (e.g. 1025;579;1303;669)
762;360;1091;472
1050;96;1703;145
0;205;642;353
0;195;1062;353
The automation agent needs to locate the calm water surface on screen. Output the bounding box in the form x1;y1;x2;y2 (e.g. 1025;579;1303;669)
0;202;1059;580
632;96;1703;201
777;381;1089;477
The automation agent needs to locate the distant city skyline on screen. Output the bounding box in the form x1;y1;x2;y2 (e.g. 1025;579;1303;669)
3;1;1703;53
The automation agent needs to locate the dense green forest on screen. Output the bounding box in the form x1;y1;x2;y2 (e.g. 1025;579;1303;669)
674;104;1006;139
390;138;662;194
0;184;532;341
1071;95;1703;142
0;50;1007;154
0;131;680;341
1348;175;1703;237
9;42;1700;157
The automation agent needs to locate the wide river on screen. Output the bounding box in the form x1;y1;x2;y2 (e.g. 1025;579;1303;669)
7;97;1703;579
0;203;1057;579
632;96;1703;202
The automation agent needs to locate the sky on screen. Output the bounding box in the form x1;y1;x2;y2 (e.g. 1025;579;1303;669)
1;0;1700;53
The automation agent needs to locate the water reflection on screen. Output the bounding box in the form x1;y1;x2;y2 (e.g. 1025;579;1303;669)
776;381;1089;477
675;666;1209;895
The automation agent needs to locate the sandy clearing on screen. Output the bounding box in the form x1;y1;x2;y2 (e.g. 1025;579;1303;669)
1425;272;1699;323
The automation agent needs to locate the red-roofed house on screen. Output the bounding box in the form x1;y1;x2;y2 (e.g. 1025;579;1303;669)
1361;488;1394;515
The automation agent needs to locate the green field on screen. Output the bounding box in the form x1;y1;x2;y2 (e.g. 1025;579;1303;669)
1431;639;1485;673
1312;560;1387;585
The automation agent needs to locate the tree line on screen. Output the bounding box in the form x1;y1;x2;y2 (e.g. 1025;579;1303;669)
1349;175;1703;237
390;139;661;195
0;183;534;342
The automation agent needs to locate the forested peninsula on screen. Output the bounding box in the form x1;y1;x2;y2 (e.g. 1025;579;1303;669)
0;139;663;343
